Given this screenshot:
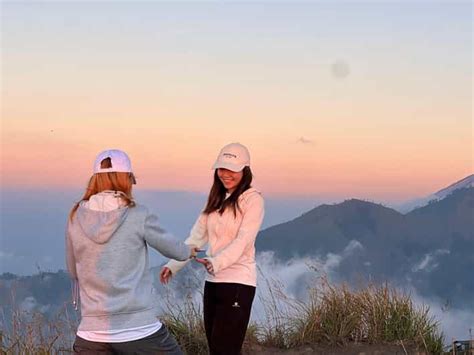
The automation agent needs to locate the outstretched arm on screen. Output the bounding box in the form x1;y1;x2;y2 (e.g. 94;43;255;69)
163;213;209;277
144;213;193;261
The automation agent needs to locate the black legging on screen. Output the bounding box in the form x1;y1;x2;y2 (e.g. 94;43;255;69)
203;281;256;355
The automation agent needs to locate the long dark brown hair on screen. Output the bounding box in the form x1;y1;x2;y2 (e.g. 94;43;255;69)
203;166;253;216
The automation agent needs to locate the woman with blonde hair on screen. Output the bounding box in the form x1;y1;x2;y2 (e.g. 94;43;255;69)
66;149;197;354
160;143;265;355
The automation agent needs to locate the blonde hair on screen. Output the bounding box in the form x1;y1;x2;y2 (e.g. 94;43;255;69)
69;169;136;221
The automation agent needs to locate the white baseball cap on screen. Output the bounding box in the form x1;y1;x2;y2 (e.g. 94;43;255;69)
212;143;251;172
93;149;133;174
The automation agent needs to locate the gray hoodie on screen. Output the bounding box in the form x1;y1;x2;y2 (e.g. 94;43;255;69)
66;196;191;331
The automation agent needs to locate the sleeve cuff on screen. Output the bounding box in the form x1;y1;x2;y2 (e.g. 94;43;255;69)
166;259;189;275
206;257;220;274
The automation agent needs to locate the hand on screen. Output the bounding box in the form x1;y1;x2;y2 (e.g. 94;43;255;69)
194;258;215;275
160;267;172;284
188;244;200;259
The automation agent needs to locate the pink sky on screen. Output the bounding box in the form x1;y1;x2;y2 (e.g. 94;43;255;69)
2;2;472;202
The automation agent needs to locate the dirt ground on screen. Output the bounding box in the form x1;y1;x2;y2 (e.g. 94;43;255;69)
243;343;427;354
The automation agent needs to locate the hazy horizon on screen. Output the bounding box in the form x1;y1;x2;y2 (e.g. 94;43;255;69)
0;187;329;275
1;172;471;276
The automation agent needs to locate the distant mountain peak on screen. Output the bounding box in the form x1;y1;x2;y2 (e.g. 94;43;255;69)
395;173;474;213
434;174;474;199
338;198;400;213
341;198;385;207
295;197;401;226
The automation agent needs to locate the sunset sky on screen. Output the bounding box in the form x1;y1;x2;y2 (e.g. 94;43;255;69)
2;1;472;202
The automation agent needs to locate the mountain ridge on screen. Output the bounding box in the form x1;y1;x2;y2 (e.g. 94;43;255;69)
256;187;474;308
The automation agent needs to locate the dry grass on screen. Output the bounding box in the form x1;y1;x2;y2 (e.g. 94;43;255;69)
162;293;208;355
160;273;444;354
0;275;444;354
0;303;77;354
286;280;444;354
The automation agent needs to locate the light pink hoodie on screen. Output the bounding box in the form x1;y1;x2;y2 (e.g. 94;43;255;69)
165;187;264;287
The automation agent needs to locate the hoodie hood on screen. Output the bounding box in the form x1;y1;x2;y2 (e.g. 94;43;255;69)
240;187;261;199
243;187;260;196
76;192;130;244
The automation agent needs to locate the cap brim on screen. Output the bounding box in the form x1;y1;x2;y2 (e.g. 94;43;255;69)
212;162;246;172
94;168;133;173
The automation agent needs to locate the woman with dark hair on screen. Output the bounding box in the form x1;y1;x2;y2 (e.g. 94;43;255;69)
160;143;265;355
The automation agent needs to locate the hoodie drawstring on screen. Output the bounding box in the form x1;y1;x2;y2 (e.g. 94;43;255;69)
71;278;79;311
